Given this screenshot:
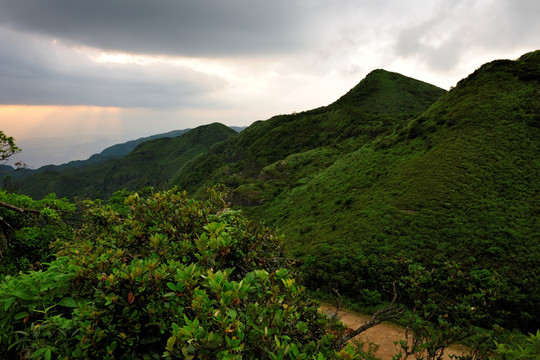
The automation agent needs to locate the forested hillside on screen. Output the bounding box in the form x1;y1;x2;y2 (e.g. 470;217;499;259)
169;51;540;331
170;69;445;193
5;128;192;181
15;123;236;199
250;52;540;330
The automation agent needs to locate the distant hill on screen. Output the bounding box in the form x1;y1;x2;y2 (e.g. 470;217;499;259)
6;129;192;181
0;164;14;177
8;127;248;182
16;123;237;199
89;129;192;163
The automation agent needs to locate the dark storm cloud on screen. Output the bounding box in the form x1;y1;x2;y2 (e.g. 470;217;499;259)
0;27;225;107
1;0;538;108
0;0;312;107
0;0;308;56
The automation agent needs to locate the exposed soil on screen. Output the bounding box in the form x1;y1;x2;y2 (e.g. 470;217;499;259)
319;303;469;360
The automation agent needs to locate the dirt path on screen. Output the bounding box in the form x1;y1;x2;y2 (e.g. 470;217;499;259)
319;303;468;360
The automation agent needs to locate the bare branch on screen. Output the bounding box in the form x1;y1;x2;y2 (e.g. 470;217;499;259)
331;288;342;322
338;282;404;347
0;201;42;215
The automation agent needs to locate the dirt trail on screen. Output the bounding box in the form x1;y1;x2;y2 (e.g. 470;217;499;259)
319;303;468;360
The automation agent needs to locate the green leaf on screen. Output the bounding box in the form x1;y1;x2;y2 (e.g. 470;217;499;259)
29;347;48;359
12;289;34;301
58;297;78;308
166;336;176;352
14;311;29;320
2;296;16;311
167;282;177;291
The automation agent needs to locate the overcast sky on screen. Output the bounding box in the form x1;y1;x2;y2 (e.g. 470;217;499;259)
1;0;539;167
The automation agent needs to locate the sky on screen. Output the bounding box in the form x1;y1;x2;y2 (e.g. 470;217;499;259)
0;0;539;168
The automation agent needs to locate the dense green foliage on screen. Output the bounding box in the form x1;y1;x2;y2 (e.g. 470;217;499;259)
16;123;236;199
0;189;75;275
1;187;537;359
0;189;366;359
186;52;538;331
253;52;540;331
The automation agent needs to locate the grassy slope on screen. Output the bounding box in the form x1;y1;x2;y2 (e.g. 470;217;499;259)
247;51;540;330
170;70;446;195
17;123;237;199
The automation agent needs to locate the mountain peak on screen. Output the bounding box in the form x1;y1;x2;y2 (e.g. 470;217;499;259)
332;69;446;114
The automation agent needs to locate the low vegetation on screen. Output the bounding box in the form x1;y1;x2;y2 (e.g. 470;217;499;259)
0;188;368;359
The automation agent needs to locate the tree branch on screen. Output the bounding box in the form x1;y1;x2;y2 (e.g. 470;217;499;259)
331;288;343;323
338;282;404;347
0;201;42;215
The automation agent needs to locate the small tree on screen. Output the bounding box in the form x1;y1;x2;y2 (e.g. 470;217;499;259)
394;263;501;360
0;131;20;163
0;131;75;274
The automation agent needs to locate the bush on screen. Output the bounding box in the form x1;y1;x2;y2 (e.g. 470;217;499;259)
0;189;365;359
0;190;75;275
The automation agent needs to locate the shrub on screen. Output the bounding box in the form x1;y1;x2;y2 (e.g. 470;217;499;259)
0;189;364;359
0;190;75;275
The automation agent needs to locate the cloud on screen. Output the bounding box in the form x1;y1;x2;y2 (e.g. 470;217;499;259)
0;26;226;107
480;0;540;48
0;0;341;109
392;0;540;72
1;0;539;113
0;0;310;57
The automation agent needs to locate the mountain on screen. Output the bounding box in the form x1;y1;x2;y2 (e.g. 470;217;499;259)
7;129;192;181
169;69;446;192
330;68;447;114
247;52;540;329
0;164;14;177
16;123;237;199
8;136;115;170
171;52;539;330
94;129;192;161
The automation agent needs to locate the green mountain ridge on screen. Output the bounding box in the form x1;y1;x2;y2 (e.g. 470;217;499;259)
4;128;193;181
170;69;446;192
239;51;540;330
16;123;237;199
167;51;539;330
331;68;447;114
